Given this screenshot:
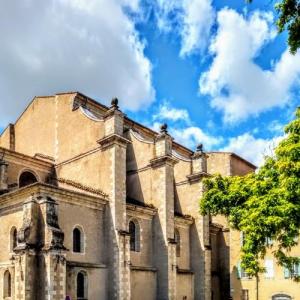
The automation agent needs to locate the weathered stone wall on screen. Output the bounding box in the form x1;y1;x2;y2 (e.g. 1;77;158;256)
130;270;157;300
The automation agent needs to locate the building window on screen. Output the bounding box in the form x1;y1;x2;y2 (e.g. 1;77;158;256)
73;227;84;253
129;219;140;252
265;259;274;278
272;294;291;300
4;270;12;298
237;261;250;279
284;259;300;278
174;228;180;257
10;227;17;251
77;271;87;300
241;289;249;300
19;171;37;188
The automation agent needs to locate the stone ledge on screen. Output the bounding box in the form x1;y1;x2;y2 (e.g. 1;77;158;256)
150;155;178;168
130;265;157;272
186;171;210;184
67;261;107;269
97;134;131;150
177;268;194;275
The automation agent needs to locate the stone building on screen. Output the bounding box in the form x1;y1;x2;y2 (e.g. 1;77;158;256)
0;92;255;300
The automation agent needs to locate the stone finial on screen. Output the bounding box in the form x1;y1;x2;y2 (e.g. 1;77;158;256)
196;143;203;153
160;123;168;134
111;97;119;109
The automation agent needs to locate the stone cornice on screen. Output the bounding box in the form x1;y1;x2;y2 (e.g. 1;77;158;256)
54;177;108;198
130;265;157;272
186;171;210;184
175;215;194;226
97;134;131;150
0;147;54;170
150;155;178;168
67;261;107;269
126;203;157;219
0;183;107;210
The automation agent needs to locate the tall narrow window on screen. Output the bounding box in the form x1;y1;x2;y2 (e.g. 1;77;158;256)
4;270;12;298
10;227;17;251
174;229;180;257
77;271;87;300
73;227;83;253
129;220;140;252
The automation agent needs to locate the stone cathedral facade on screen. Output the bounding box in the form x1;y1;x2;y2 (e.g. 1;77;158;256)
0;92;255;300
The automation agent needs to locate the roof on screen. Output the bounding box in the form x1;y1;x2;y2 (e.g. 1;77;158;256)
2;91;255;169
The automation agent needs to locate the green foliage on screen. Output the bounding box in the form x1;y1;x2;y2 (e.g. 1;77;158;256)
201;108;300;278
247;0;300;54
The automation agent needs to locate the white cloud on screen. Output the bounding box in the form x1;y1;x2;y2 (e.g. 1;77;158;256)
156;0;214;55
180;0;215;56
199;8;300;123
221;133;284;166
151;102;222;150
153;101;191;123
0;0;154;127
172;126;222;150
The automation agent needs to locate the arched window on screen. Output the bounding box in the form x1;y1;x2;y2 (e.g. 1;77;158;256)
175;228;180;257
19;171;38;188
10;227;17;251
73;227;84;253
272;294;291;300
4;270;12;298
77;271;88;300
129;220;140;252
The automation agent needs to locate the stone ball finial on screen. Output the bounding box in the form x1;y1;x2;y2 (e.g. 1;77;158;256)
160;123;168;134
111;97;119;109
196;143;203;152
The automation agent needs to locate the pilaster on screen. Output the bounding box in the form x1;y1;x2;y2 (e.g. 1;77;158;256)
0;160;8;192
151;124;178;300
98;98;131;300
188;144;211;300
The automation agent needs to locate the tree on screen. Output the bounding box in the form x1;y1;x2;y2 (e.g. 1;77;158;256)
200;107;300;278
247;0;300;54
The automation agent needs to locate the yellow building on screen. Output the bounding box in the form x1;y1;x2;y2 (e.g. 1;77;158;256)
230;230;300;300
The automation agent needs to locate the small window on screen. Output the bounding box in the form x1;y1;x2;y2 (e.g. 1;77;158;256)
73;227;84;253
77;271;88;300
19;171;37;188
10;227;17;251
4;270;12;298
237;261;250;279
265;259;274;278
174;229;180;257
284;258;300;278
241;289;249;300
129;220;140;252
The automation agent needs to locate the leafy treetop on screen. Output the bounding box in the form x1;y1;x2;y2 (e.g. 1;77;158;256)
247;0;300;54
201;107;300;278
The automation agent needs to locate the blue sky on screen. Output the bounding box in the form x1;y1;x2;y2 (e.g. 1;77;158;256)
0;0;299;166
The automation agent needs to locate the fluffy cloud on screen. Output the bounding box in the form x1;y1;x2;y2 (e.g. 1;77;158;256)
0;0;154;127
152;102;222;150
221;132;284;166
153;101;191;123
156;0;214;55
172;126;222;150
199;9;300;123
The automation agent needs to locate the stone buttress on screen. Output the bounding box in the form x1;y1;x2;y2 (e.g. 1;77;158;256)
98;99;131;300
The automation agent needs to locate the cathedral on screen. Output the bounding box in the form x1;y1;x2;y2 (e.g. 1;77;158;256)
0;92;256;300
